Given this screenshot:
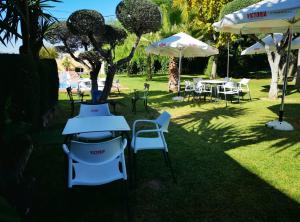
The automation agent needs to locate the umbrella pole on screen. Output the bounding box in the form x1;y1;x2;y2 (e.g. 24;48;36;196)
279;27;293;122
227;39;230;79
178;50;182;96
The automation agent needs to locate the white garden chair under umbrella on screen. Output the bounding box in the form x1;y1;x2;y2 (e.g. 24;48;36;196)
146;32;219;100
213;0;300;131
241;33;300;55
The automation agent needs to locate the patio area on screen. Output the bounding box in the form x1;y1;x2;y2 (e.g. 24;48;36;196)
26;74;300;222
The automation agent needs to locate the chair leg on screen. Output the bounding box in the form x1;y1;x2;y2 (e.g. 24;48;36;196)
144;99;148;111
70;101;75;117
164;151;177;183
133;153;137;187
249;91;252;101
121;180;131;222
161;150;168;166
131;98;136;114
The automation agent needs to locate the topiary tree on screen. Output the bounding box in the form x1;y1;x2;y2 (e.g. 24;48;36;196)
66;0;161;101
46;20;104;92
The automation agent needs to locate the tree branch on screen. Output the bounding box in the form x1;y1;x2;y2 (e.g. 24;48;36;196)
62;40;91;69
116;34;141;68
88;34;108;59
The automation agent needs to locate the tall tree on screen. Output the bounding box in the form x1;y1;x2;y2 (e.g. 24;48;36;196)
66;0;162;101
0;0;59;58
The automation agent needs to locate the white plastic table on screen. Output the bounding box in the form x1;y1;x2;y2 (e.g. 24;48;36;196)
199;79;227;84
62;116;130;135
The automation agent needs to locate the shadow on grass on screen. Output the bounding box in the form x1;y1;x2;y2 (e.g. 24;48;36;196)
260;84;298;97
25;97;300;222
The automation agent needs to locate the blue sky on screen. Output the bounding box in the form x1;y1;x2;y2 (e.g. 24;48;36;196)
0;0;121;53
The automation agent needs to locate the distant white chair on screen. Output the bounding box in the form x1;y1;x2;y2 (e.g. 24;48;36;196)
131;111;176;182
113;79;121;94
202;83;213;102
238;78;251;100
62;136;127;188
76;103;114;140
217;81;240;107
224;77;232;82
193;81;204;101
184;80;195;100
78;78;91;92
193;77;203;85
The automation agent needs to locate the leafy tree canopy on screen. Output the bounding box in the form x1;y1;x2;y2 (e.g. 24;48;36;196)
67;9;105;36
98;25;128;47
219;0;261;19
116;0;162;36
46;21;90;53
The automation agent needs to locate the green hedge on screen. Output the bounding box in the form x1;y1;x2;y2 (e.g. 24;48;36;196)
0;54;58;135
0;54;40;126
39;59;59;115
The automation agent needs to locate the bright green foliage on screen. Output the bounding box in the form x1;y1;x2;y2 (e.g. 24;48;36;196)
172;0;232;40
219;0;262;19
39;47;58;59
67;10;105;36
116;0;162;36
62;57;72;70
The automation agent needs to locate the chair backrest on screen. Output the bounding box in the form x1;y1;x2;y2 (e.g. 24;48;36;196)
155;111;171;133
68;137;125;165
66;87;74;101
184;80;193;89
193;78;203;84
144;83;150;90
78;103;111;117
224;81;237;88
240;78;250;85
195;81;203;91
224;77;232;82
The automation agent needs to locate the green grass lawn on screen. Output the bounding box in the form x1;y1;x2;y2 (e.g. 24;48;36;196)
26;74;300;222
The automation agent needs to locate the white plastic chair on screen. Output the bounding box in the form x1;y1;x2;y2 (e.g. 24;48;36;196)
76;103;114;140
62;136;127;188
184;80;195;100
217;81;240;107
193;81;204;101
202;83;213;102
238;78;251;100
224;77;232;82
131;111;176;182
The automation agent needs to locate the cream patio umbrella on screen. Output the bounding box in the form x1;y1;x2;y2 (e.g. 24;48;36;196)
241;33;300;55
146;32;219;100
213;0;300;131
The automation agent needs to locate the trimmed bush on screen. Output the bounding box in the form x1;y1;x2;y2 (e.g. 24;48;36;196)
38;59;59;115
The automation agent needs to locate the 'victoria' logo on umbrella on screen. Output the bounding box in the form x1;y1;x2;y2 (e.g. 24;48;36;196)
247;11;267;19
159;43;166;47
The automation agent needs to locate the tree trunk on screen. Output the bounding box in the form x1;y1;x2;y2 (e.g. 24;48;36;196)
168;57;178;92
295;49;300;89
267;51;280;100
90;63;101;93
19;0;30;55
211;55;218;79
99;64;116;102
147;55;152;81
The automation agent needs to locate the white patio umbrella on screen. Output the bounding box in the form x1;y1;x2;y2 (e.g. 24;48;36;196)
213;0;300;131
146;32;219;100
241;33;300;55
